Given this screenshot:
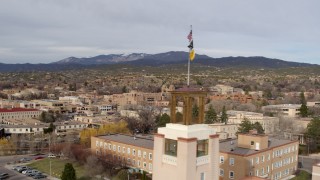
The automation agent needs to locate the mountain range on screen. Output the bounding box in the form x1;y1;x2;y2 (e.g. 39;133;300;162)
0;51;317;72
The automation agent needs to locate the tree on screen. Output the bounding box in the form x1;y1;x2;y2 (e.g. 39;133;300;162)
305;117;320;153
237;119;265;134
61;163;76;180
252;122;265;134
237;119;252;134
155;113;170;128
300;91;308;117
204;104;217;124
192;104;199;121
220;106;228;124
44;123;55;134
176;112;183;122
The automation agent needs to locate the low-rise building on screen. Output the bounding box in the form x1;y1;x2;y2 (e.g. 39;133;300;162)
219;130;298;180
262;104;301;117
91;134;154;173
227;110;279;134
209;123;238;140
0;108;42;122
312;163;320;180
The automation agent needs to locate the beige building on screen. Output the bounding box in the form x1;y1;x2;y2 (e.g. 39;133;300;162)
209;123;238;140
153;123;219;180
262;104;301;117
227;110;279;134
313;163;320;180
91;134;154;173
219;130;299;180
0;108;42;121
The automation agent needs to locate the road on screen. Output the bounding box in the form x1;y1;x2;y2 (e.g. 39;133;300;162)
299;155;320;173
0;154;50;180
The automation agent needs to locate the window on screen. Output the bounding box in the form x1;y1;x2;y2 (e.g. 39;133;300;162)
200;172;205;180
229;171;234;179
118;146;121;152
133;149;136;156
197;140;208;157
220;169;224;176
229;158;234;166
138;160;141;167
267;154;270;161
256;157;259;164
123;147;126;153
220;156;224;164
127;148;130;154
149;163;153;171
251;141;254;145
108;144;111;150
149;153;152;160
261;155;265;163
267;166;270;173
256;169;259;176
165;139;178;156
143;151;147;159
104;143;107;149
113;145;116;151
143;162;147;168
96;141;99;147
138;150;141;157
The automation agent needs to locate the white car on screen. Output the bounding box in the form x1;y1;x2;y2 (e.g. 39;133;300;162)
48;154;56;158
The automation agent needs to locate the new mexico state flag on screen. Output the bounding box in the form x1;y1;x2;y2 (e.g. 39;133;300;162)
190;49;195;61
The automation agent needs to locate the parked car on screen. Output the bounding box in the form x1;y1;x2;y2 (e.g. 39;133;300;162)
34;156;44;160
12;166;21;170
22;169;33;174
0;173;9;179
19;158;31;163
33;174;47;179
28;170;41;177
48;153;56;158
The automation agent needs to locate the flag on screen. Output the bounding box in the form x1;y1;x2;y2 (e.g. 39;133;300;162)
187;30;192;42
187;40;193;49
190;49;195;61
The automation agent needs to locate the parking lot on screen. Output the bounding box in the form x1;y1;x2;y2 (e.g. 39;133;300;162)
0;155;50;180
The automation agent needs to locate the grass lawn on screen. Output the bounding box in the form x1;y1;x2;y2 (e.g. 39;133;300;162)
28;158;87;179
291;170;311;180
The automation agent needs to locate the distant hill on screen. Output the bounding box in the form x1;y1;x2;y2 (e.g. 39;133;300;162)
53;51;315;69
0;51;317;72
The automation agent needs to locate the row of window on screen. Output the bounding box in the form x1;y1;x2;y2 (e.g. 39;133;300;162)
273;156;297;169
273;145;298;158
274;168;291;180
95;141;152;160
219;169;234;179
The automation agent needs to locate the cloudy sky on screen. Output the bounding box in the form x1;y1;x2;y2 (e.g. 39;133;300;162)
0;0;319;64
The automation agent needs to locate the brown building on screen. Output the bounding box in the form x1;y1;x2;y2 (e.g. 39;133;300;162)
91;134;154;173
219;130;299;180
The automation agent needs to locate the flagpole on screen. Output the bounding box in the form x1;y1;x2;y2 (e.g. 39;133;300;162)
187;25;192;87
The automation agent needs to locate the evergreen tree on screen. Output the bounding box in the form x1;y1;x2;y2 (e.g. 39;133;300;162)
155;113;170;127
300;91;308;117
220;106;228;124
192;104;199;121
61;163;76;180
204;104;217;124
252;122;265;134
237;119;252;134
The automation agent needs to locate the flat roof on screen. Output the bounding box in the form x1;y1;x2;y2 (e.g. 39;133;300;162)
220;138;295;156
0;108;40;113
97;134;154;150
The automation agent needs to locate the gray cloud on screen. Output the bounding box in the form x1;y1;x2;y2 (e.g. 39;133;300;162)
0;0;319;64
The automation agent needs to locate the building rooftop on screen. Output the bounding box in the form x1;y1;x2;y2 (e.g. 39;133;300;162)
97;134;154;150
220;138;295;156
0;108;40;113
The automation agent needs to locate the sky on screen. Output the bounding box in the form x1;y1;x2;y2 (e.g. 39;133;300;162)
0;0;319;64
